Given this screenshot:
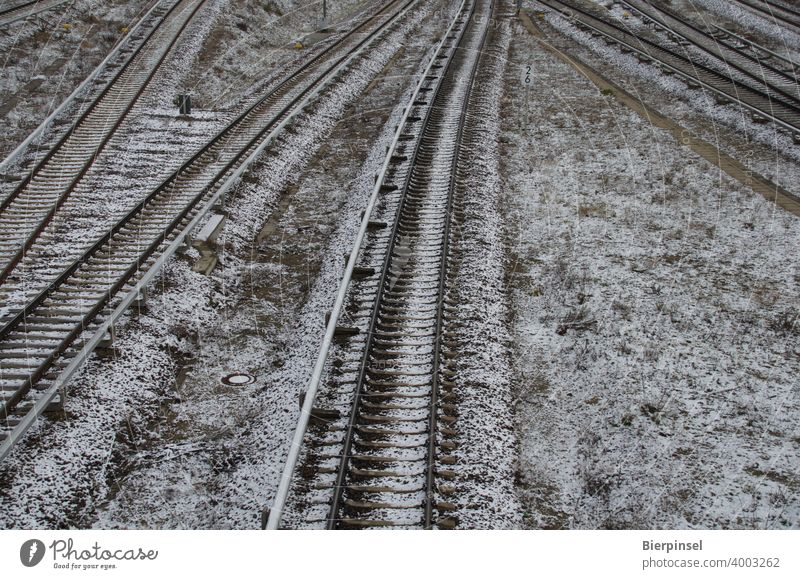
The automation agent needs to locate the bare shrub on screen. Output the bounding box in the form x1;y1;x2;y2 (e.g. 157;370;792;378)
557;305;597;335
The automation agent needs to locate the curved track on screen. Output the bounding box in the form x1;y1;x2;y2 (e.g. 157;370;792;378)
0;0;421;461
622;0;800;105
0;0;202;285
709;24;800;78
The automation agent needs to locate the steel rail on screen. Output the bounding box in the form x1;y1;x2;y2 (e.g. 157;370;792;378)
265;0;471;530
541;0;800;137
622;0;800;105
0;0;422;463
0;0;413;345
0;0;206;284
0;0;166;173
421;15;489;528
0;0;71;27
733;0;800;30
711;24;800;72
324;0;482;530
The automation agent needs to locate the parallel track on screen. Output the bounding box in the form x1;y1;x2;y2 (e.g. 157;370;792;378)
278;0;493;530
540;0;800;136
0;0;70;27
0;0;201;286
0;0;419;455
710;24;800;78
622;0;800;105
734;0;800;31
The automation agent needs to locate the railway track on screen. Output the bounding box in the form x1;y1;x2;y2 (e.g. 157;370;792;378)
709;24;800;79
0;0;203;287
540;0;800;137
270;0;493;530
0;0;70;27
734;0;800;31
0;0;425;462
622;0;800;105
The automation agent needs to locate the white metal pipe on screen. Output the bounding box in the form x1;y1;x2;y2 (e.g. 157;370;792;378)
265;0;469;530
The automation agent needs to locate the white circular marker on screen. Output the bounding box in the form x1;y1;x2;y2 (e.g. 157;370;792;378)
221;373;256;386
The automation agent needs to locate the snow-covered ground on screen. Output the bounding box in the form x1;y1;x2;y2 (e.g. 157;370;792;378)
503;16;800;528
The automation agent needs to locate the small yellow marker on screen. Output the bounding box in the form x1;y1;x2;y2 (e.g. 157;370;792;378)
294;41;303;49
120;26;129;33
62;22;72;30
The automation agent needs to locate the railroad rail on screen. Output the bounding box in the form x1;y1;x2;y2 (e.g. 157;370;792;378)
710;24;799;78
0;0;71;27
733;0;800;31
267;0;493;530
0;0;167;173
621;0;800;105
0;0;424;463
0;0;204;287
540;0;800;138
